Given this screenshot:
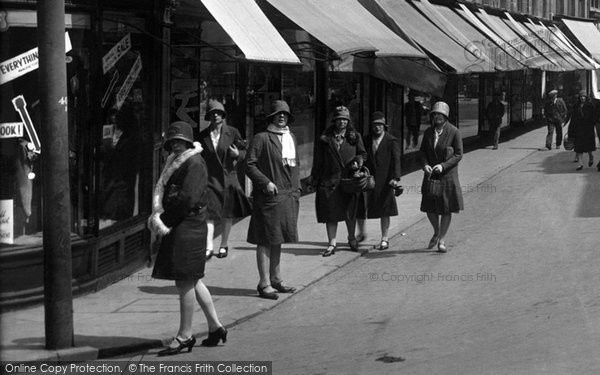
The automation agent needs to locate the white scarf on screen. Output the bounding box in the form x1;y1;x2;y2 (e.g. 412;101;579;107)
267;124;296;167
147;142;203;236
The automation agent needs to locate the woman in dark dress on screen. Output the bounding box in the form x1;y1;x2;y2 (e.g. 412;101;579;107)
199;100;251;259
310;106;367;256
419;102;464;253
358;112;402;250
568;91;596;171
148;121;226;356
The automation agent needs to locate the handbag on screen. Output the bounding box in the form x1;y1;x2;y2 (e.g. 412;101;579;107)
340;166;375;194
423;174;442;198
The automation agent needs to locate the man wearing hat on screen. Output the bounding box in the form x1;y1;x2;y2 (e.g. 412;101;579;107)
357;111;402;251
485;92;505;150
544;89;568;150
245;100;299;300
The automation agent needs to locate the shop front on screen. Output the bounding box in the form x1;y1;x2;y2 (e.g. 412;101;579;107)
0;1;160;308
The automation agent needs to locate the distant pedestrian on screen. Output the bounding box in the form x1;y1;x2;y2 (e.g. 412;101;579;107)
310;106;367;257
148;121;226;356
419;102;464;253
199;100;251;260
568;91;595;171
485;92;505;150
593;98;600;171
245;100;299;300
544;89;568;150
357;112;402;251
404;92;422;150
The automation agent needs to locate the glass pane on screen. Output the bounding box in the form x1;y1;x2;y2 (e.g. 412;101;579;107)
458;75;480;139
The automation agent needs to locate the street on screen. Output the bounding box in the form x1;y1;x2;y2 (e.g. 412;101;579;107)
116;144;600;374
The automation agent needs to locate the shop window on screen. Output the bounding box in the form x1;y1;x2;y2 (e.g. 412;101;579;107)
248;64;282;135
328;72;362;129
0;13;93;248
282;63;315;179
403;89;431;153
458;75;480;139
98;15;152;230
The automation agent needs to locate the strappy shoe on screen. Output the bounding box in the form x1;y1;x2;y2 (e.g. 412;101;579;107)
201;326;227;347
373;240;389;251
157;336;196;356
271;281;296;293
322;245;336;257
427;235;439;249
576;165;583;171
216;247;228;259
257;284;278;300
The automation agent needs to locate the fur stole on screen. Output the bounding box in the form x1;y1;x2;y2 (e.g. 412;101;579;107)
147;142;203;236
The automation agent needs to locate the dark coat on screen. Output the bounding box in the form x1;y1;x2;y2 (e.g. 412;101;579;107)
361;132;401;218
199;123;251;220
568;102;596;153
311;126;367;223
152;154;208;281
245;131;300;245
486;100;505;127
419;123;464;214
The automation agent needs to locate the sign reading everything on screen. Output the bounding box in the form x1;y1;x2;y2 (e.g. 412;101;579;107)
0;32;72;86
0;200;13;245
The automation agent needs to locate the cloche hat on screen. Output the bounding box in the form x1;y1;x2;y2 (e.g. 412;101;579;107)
266;100;294;123
370;111;386;125
332;106;351;122
164;121;194;152
204;100;227;121
431;101;450;118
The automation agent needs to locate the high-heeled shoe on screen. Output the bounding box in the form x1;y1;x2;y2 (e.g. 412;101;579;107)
157;336;196;356
201;326;227;347
257;284;278;300
322;245;336;257
216;247;228;259
271;281;296;293
348;238;359;252
427;235;439;249
437;241;448;253
589;160;594;167
206;249;213;260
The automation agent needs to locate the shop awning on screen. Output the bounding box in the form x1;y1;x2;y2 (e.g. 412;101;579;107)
360;0;484;73
547;24;600;69
199;0;300;64
561;18;600;62
266;0;425;58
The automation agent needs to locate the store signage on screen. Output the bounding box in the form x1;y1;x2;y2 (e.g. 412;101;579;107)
0;200;13;245
0;32;72;86
12;95;41;153
102;33;131;74
0;122;23;138
115;55;142;110
101;70;119;108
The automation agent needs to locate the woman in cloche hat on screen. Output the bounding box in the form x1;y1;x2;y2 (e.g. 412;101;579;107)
148;121;227;355
419;102;464;253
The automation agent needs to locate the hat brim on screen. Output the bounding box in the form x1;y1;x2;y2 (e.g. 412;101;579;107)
163;136;193;152
267;111;294;123
332;116;351;122
204;109;227;121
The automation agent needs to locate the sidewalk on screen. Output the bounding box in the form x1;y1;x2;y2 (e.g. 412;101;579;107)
0;124;549;362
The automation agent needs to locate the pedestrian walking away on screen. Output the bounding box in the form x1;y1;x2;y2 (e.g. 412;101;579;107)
544;89;568;150
199;100;251;260
568;91;595;171
419;102;464;253
147;121;227;356
245;100;299;300
310;105;367;257
485;92;505;150
357;111;402;251
404;92;423;150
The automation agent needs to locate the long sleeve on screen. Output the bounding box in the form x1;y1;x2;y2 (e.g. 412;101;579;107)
391;137;402;179
244;135;271;191
441;128;463;172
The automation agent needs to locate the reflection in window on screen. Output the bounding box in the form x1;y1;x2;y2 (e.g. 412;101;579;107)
458;75;480;139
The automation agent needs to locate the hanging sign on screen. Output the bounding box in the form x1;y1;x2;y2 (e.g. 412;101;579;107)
101;70;120;108
0;200;13;245
102;33;131;74
0;32;72;86
0;122;23;138
12;95;41;153
115;55;142;110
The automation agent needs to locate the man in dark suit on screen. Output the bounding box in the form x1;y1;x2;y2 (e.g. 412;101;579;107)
544;89;568;150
